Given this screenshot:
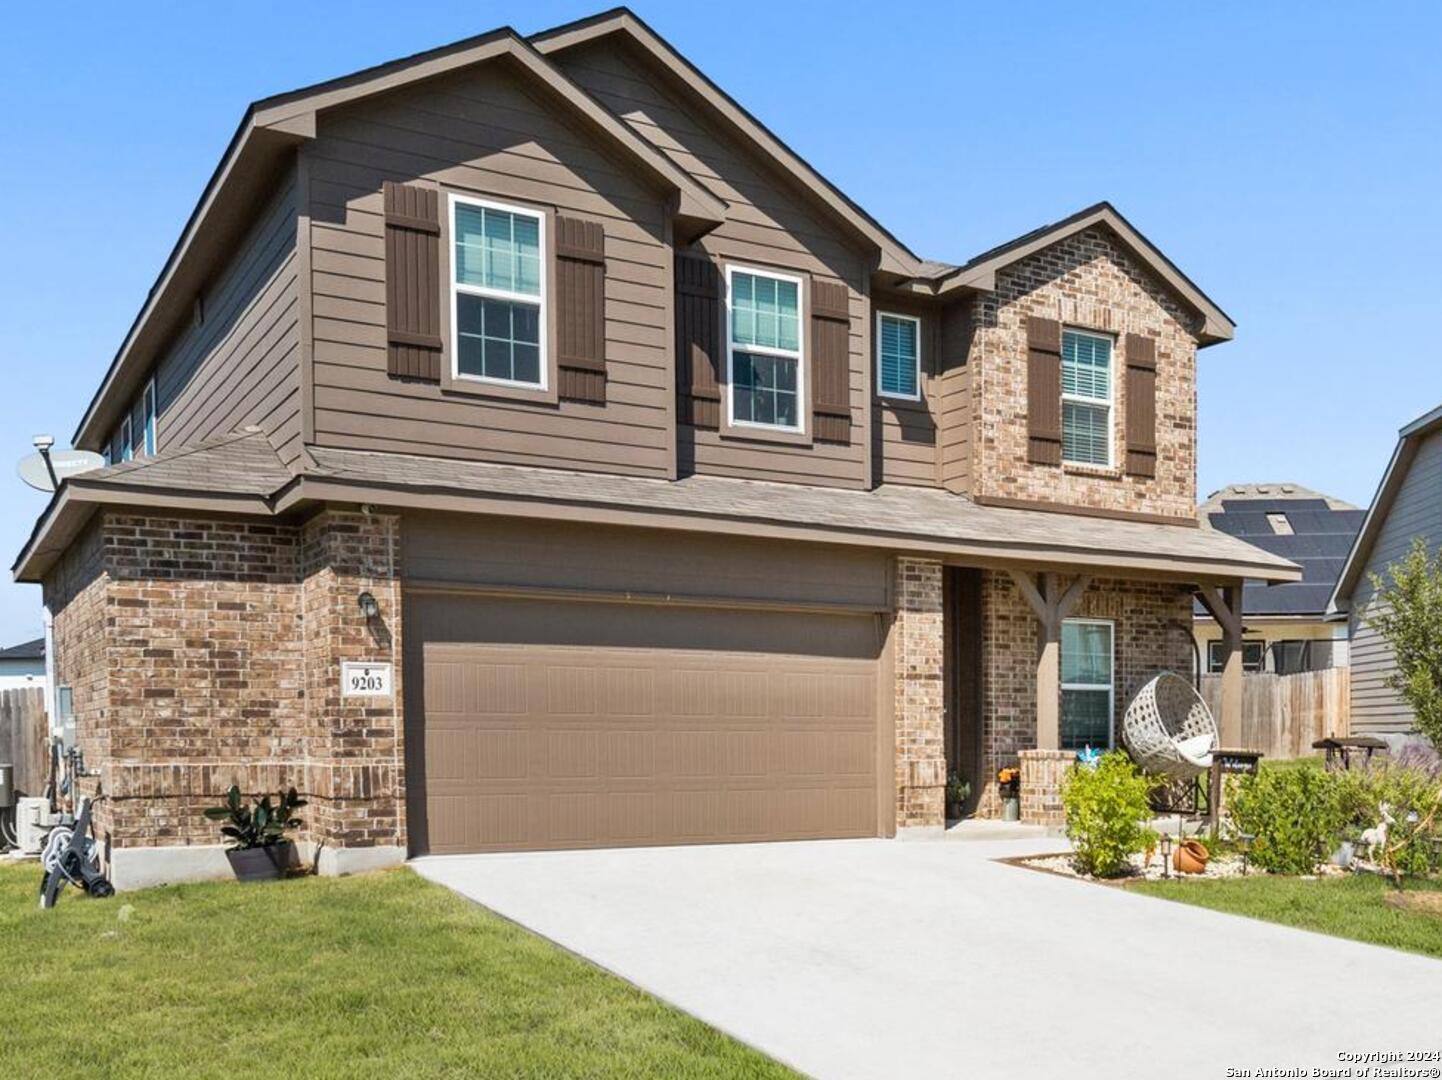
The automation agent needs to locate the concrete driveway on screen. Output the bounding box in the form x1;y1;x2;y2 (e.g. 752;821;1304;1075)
413;837;1442;1079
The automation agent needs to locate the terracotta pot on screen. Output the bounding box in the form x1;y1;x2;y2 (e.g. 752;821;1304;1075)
226;841;300;882
1172;839;1210;875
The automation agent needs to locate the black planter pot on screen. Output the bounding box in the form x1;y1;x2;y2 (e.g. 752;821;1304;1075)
225;841;300;882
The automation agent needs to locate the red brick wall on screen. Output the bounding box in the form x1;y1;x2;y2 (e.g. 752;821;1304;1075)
894;556;945;827
43;508;405;854
965;227;1199;520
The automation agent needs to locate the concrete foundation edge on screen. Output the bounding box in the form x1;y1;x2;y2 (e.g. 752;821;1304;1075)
106;843;407;891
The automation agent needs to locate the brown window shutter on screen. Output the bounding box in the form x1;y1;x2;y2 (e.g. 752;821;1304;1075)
1026;316;1062;465
1124;332;1157;477
675;254;721;429
555;214;607;405
810;279;851;444
383;181;442;382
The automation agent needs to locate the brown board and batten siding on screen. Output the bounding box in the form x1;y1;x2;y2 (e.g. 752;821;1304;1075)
302;65;674;478
153;167;302;464
1349;428;1442;735
552;39;871;490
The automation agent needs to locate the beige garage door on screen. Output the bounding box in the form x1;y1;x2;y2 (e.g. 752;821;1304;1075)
409;594;884;854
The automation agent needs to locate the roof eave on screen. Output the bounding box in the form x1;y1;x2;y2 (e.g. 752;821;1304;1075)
71;120;305;451
12;481;281;584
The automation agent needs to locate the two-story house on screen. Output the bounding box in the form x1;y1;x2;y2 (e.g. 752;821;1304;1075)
13;8;1296;887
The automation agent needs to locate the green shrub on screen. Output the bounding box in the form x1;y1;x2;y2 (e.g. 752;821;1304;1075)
1228;763;1344;874
1062;752;1156;878
1333;765;1442;880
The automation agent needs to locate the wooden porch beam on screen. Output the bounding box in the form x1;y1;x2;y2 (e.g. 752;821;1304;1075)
1195;581;1246;747
1008;571;1092;752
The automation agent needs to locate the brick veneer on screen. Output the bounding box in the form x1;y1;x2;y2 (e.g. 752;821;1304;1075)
975;571;1194;817
1018;750;1072;827
964;226;1199;521
43;508;404;862
894;556;945;827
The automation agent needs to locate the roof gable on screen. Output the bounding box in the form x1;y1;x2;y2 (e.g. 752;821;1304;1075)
72;26;725;452
530;8;921;278
924;203;1235;345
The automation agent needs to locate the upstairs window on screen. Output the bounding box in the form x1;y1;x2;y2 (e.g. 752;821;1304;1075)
727;266;803;430
119;416;133;463
1061;329;1112;467
1061;618;1113;750
451;195;546;389
877;312;920;399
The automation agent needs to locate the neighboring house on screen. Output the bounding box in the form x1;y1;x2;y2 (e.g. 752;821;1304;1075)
1193;484;1363;675
0;637;46;690
1328;404;1442;737
11;8;1296;887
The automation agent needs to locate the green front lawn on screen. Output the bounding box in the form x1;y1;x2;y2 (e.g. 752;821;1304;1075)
0;862;792;1079
1131;872;1442;960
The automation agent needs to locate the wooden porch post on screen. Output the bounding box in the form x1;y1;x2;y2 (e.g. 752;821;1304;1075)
1196;581;1246;748
1009;571;1090;752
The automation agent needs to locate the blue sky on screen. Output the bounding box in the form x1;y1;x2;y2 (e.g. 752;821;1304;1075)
1;1;1439;645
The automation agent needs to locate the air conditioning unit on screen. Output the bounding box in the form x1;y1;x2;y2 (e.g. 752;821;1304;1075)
14;797;58;856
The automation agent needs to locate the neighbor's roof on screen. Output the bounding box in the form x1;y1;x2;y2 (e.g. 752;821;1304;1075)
1193;483;1364;620
0;637;44;661
14;429;1299;587
1329;403;1442;613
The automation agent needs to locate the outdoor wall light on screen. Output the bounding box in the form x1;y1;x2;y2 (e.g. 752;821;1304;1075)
357;591;380;619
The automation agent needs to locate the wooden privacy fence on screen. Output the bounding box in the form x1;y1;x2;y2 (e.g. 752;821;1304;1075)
0;687;49;797
1200;668;1350;759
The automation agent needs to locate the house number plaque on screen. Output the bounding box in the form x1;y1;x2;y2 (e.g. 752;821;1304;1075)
341;661;393;698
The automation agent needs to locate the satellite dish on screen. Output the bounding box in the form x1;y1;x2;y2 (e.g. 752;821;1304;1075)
17;449;106;492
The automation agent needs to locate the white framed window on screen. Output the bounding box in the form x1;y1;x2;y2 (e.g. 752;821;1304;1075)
448;193;547;390
1061;329;1113;467
119;416;133;463
142;379;157;456
877;312;921;400
1061;618;1114;750
726;264;804;431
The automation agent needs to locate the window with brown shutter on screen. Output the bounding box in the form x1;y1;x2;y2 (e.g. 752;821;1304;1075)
1124;332;1157;477
383;181;442;382
1026;316;1062;465
675;253;721;429
811;279;851;444
555;214;606;404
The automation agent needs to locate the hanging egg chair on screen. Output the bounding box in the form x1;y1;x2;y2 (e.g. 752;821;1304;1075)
1122;672;1217;779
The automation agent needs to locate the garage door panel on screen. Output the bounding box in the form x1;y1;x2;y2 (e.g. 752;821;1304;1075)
412;597;882;854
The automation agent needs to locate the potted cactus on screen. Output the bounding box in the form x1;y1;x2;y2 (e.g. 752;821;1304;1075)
204;784;307;881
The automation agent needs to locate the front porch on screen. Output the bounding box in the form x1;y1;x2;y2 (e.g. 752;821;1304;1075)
893;559;1254;828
